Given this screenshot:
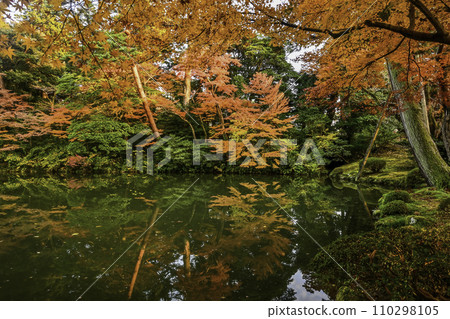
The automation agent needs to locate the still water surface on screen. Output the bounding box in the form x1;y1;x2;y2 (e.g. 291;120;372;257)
0;174;384;300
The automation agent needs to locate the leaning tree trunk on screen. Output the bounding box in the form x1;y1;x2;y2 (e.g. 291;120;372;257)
442;109;450;162
436;45;450;162
132;64;160;137
386;60;450;188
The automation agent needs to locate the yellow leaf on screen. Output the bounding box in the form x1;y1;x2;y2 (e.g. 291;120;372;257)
2;46;14;59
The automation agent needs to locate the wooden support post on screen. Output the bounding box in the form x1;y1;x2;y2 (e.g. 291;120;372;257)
355;93;392;182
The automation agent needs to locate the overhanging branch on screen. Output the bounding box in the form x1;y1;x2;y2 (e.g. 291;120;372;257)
364;20;450;45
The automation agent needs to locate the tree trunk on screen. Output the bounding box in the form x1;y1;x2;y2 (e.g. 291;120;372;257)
442;109;450;162
386;59;450;188
0;73;5;90
420;84;430;134
132;64;160;137
184;68;192;106
436;45;450;161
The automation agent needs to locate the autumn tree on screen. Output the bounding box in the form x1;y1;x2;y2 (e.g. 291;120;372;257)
0;0;250;136
0;88;48;151
244;0;450;187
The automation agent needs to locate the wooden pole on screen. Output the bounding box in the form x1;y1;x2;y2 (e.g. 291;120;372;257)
355;93;392;182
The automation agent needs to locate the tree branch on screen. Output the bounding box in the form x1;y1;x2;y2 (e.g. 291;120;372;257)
408;0;446;34
364;20;450;45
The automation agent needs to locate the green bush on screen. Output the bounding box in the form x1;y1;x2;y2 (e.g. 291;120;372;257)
438;197;450;212
379;190;412;206
350;115;402;154
359;157;386;173
379;200;410;217
405;215;435;227
405;168;426;188
375;215;435;229
67;116;136;158
375;215;407;229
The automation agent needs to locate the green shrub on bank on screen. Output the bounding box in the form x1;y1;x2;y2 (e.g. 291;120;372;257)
405;168;426;188
379;200;410;217
379;190;412;206
359;158;386;173
438;197;450;212
375;215;435;229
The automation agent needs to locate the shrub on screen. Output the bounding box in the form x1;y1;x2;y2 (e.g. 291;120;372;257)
405;168;426;188
405;215;435;227
438;197;450;212
67;115;137;159
375;215;435;229
379;200;410;217
350;115;402;154
379;190;412;206
293;162;325;176
359;157;386;173
375;216;407;229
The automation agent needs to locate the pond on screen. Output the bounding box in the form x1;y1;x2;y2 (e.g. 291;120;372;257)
0;174;385;300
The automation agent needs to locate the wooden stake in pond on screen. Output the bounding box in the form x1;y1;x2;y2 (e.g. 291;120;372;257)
355;93;392;182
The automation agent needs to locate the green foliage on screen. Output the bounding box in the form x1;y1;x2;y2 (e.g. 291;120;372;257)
406;168;426;188
379;190;412;205
438;197;450;212
374;215;409;229
1;141;69;173
67;115;136;157
149;136;195;173
292;162;325;177
354;116;401;152
375;215;435;229
65;115;145;172
0;28;60;100
315;133;352;165
359;157;386;173
228;36;311;103
378;200;410;217
56;72;84;97
337;114;402;156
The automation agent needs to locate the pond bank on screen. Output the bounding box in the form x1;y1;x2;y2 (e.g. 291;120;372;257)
307;185;450;300
329;147;421;188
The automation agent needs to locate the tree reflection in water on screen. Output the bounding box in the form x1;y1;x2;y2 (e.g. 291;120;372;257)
0;175;380;300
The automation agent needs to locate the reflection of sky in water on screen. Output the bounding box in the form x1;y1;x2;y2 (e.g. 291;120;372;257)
288;271;329;301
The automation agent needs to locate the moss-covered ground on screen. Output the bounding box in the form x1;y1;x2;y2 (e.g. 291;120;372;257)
329;146;421;187
310;148;450;300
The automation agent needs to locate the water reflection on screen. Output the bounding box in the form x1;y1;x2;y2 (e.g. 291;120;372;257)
0;175;383;300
